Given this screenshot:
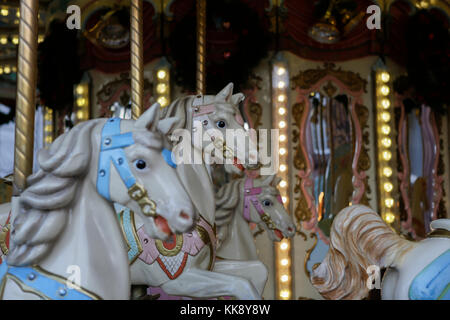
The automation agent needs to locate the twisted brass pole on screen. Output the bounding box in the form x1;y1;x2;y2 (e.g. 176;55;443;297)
130;0;144;119
196;0;206;95
14;0;39;194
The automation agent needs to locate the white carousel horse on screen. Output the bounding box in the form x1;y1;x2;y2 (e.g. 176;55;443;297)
119;84;263;300
213;174;297;294
0;103;196;300
311;204;450;300
122;174;295;299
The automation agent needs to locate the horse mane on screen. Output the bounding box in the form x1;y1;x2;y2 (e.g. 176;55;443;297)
311;205;416;300
7;120;101;266
159;96;194;135
215;178;243;227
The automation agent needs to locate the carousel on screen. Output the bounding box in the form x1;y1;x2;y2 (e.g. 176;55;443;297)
0;0;448;300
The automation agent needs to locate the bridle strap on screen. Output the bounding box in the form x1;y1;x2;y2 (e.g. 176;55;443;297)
97;118;136;200
242;177;283;224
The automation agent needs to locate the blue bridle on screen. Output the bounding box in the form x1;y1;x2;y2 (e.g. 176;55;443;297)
96;118;176;215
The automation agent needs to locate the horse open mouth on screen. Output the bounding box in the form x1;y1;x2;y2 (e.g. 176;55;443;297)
274;229;284;240
155;215;173;236
233;157;245;171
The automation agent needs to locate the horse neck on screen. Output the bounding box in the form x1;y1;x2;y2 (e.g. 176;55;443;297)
217;192;259;261
38;177;130;299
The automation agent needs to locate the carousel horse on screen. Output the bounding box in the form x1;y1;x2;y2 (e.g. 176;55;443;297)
0;103;196;299
122;84;263;299
213;174;297;294
311;204;450;300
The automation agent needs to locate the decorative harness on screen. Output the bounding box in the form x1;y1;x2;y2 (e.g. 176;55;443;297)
243;177;283;230
97;117;176;217
191;95;244;170
0;118;178;300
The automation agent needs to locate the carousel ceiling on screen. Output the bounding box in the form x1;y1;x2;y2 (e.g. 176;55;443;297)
0;0;448;101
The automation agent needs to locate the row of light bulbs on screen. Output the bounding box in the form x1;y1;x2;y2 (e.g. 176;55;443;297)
0;65;17;75
376;70;396;224
43;106;53;147
0;34;45;45
155;62;170;108
75;83;89;122
273;61;291;300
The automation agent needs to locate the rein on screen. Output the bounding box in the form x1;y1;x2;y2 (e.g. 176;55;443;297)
242;178;283;230
96;118;176;217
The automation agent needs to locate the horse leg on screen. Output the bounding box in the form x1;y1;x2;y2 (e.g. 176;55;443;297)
213;260;268;296
160;268;261;300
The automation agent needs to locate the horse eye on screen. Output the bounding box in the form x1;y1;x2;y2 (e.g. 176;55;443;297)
262;199;273;207
134;159;147;170
216;120;227;129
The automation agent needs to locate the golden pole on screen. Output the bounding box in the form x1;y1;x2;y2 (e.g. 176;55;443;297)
196;0;206;95
130;0;144;120
13;0;39;194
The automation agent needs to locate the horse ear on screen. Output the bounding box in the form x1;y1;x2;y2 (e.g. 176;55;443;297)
272;176;282;187
231;93;245;106
157;117;179;135
216;83;234;102
260;174;275;186
134;102;161;131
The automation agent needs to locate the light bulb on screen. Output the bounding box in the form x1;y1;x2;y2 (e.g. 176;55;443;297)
157;70;167;80
383;167;393;177
384;182;393;192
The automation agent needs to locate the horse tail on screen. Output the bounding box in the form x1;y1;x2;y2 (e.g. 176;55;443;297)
311;205;416;299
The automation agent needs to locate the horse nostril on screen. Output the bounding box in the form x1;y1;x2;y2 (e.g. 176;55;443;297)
179;211;190;220
288;227;294;232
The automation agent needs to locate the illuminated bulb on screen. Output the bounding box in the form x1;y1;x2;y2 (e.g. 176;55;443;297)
383;167;393;177
381;137;392;147
157;70;167;80
3;66;10;74
280;242;288;250
382;151;392;161
156;83;167;94
158;96;168;107
76;86;84;95
77;110;85;119
380;85;390;96
0;37;7;45
45;136;53;144
384;212;395;224
280;259;289;266
279;121;286;128
44;125;52;132
280;290;290;299
278;95;286;102
384;182;393;192
77;98;86;106
279;164;286;172
280;180;287;188
12;66;17;73
279;135;286;142
381;98;390;109
381;112;390;122
380;72;390;83
385;198;394;208
282;197;287;203
38;35;44;43
281;275;289;282
278;81;286;89
12;36;19;45
278;107;286;115
277;67;286;76
279;148;286;155
381;125;391;135
1;8;8;16
16;9;20;18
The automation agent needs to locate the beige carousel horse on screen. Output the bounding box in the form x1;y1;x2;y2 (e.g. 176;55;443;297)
122;84;263;300
214;174;297;294
311;204;450;300
0;103;196;299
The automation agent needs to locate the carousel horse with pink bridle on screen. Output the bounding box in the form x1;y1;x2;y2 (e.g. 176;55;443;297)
123;84;265;299
0;103;196;299
213;173;297;294
311;205;449;300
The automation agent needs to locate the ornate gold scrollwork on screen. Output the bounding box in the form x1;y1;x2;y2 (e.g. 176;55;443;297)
0;223;10;255
128;183;157;217
291;62;367;93
155;235;184;257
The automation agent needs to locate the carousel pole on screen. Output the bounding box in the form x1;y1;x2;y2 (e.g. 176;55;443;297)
196;0;206;95
130;0;144;120
13;0;39;194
